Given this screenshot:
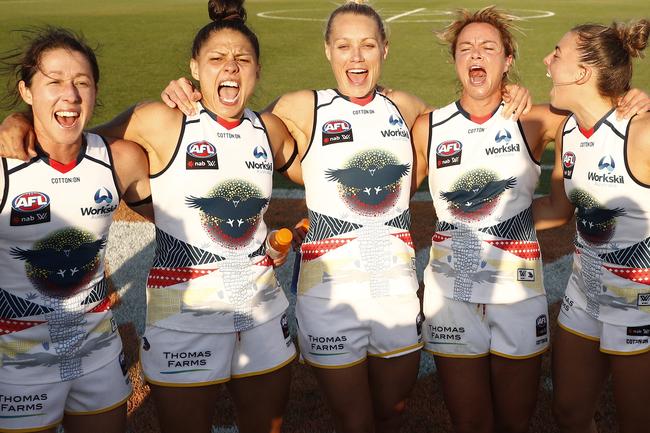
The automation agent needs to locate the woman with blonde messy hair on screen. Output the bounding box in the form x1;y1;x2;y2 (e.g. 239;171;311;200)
411;7;650;433
536;19;650;433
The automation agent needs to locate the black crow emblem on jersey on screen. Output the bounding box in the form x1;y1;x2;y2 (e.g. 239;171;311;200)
10;228;106;298
327;149;410;216
187;179;268;248
442;169;516;222
570;189;625;245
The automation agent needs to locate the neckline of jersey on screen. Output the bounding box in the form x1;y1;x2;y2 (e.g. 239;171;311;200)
38;134;87;174
575;107;616;139
455;100;503;125
201;104;243;130
334;88;376;106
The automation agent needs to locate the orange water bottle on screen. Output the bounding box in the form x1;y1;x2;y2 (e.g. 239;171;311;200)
290;218;310;294
266;228;293;260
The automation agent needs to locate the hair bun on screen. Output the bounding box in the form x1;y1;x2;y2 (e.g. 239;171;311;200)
614;19;649;58
208;0;247;23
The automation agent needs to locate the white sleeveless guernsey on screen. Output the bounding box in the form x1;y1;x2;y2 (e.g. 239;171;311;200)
424;101;543;304
147;103;287;333
562;110;650;326
0;133;122;385
299;89;417;300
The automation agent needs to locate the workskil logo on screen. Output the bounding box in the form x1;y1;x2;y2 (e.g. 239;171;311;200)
10;191;51;226
381;115;409;139
322;120;353;145
563;151;576;179
94;187;113;205
436;140;462;168
245;145;272;171
485;129;519;156
588;155;624;184
186;141;219;170
82;188;118;217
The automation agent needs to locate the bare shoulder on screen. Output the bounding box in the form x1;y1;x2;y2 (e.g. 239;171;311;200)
132;100;183;125
382;89;431;127
106;137;148;167
271;90;315;115
629;111;650;143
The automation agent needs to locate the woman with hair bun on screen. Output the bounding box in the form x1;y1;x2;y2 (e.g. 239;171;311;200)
535;19;650;433
2;1;300;432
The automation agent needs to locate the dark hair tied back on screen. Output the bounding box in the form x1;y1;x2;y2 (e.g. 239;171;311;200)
193;0;259;60
208;0;246;23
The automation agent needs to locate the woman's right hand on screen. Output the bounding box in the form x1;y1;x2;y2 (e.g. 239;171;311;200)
0;113;37;161
161;77;203;116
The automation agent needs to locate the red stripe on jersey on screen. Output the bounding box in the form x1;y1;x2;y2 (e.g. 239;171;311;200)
578;125;595;139
216;116;242;130
0;318;46;335
49;158;78;173
485;240;541;259
301;237;355;261
470;113;493;124
89;296;112;313
349;94;374;106
604;266;650;285
147;267;218;288
432;232;451;242
391;231;414;249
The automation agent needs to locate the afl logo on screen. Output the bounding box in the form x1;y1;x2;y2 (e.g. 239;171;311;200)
563;152;576;168
562;151;576;179
12;192;50;212
187;141;217;159
323;120;351;134
436;140;462;157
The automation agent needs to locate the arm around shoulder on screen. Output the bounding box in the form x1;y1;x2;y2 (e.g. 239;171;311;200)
109;137;153;221
411;112;431;193
261;111;303;185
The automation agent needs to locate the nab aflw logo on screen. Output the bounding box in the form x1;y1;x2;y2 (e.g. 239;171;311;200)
10;191;51;226
186;141;218;170
638;293;650;306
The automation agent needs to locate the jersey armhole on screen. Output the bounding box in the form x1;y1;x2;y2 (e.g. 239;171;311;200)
0;158;8;214
150;114;186;179
623;114;650;189
426;111;434;167
517;119;541;166
101;135;124;203
300;90;318;163
255;111;275;168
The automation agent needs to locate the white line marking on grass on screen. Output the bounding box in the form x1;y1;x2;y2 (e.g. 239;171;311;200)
257;8;554;24
386;8;426;22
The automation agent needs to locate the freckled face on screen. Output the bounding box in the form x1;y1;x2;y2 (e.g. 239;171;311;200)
325;13;388;98
19;48;96;149
190;29;260;120
454;23;512;101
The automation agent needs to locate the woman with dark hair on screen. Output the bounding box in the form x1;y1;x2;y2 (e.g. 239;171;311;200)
1;2;299;433
535;19;650;433
0;27;150;433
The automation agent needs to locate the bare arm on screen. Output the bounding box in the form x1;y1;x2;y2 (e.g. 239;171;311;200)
627;111;650;185
261;111;303;185
532;117;575;230
265;90;315;158
411;112;431;193
109;137;153;221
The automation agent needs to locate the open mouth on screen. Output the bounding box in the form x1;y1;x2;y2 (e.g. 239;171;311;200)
346;69;368;85
55;111;80;128
217;80;240;105
468;65;487;86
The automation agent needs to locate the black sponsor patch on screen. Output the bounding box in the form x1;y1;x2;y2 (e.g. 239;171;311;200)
436;140;462;168
536;314;548;337
627;324;650;337
637;293;650;307
517;268;535;282
281;313;291;346
562;151;576;179
322;120;353;146
186;141;219;170
142;337;151;351
416;312;425;342
10;191;51;226
119;351;128;376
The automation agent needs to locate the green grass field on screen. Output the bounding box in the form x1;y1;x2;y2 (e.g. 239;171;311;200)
1;0;649;193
